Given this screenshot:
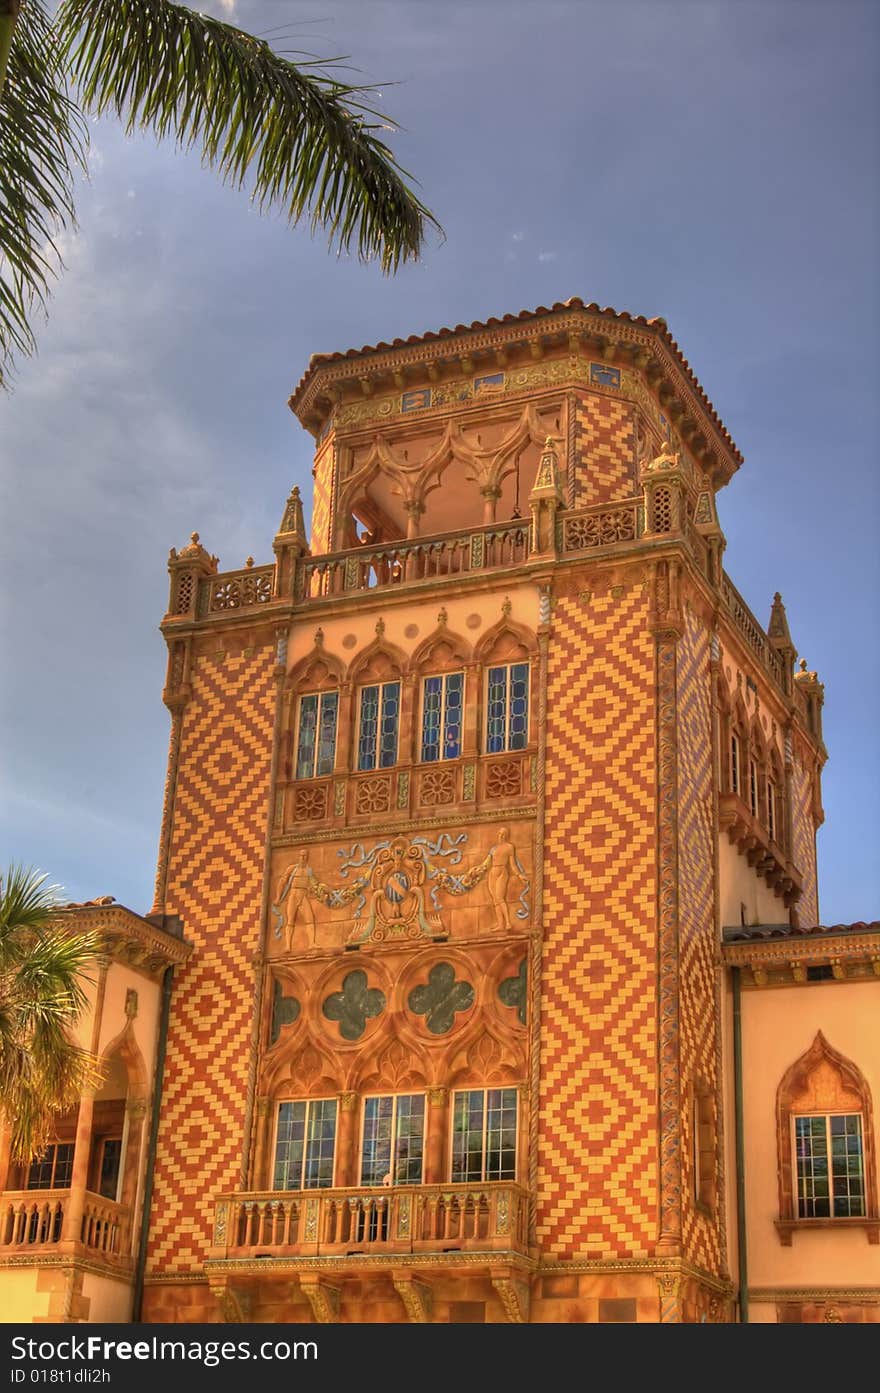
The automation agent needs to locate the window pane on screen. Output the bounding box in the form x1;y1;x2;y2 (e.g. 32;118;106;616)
361;1095;394;1186
27;1148;56;1191
485;1088;518;1180
295;695;318;780
358;686;379;771
53;1143;74;1189
304;1098;337;1189
443;673;464;760
421;676;442;762
316;692;338;777
795;1113;864;1219
379;682;400;768
394;1094;425;1184
486;667;508;755
273;1101;306;1190
452;1090;485;1183
509;664;529;751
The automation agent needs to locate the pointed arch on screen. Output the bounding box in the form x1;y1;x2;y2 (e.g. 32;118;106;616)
411;621;472;674
354;1033;432;1094
263;1034;342;1100
100;1018;149;1103
346;633;407;687
288;639;345;693
776;1032;877;1224
474;613;537;666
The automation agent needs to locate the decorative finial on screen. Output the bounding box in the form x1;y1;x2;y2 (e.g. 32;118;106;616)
375;617;386;639
502;596;512;618
799;658;807;671
191;532;199;545
245;556;254;569
169;547;177;561
437;606;448;628
314;627;324;648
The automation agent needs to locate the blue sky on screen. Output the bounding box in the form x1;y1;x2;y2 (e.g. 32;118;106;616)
1;0;878;923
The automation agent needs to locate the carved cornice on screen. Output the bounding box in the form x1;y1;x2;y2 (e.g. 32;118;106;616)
722;928;880;987
53;905;192;976
749;1286;880;1303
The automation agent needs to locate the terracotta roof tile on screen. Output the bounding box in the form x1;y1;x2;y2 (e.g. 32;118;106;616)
723;921;880;943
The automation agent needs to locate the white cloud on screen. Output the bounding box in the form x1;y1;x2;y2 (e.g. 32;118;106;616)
537;250;557;263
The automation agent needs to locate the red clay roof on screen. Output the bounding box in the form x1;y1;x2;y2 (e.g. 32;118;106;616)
289;297;743;463
723;921;880;942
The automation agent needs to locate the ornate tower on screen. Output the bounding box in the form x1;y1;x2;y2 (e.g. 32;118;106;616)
141;299;826;1323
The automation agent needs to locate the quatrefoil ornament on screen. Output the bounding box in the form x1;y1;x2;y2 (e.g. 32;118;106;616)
270;979;301;1044
407;962;474;1035
498;959;527;1026
322;969;385;1041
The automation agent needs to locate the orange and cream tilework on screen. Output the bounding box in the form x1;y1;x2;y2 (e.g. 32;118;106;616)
676;607;724;1274
146;645;275;1274
571;393;637;508
537;585;657;1258
791;755;820;927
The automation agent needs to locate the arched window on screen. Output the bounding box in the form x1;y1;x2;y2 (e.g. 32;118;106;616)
775;1032;877;1242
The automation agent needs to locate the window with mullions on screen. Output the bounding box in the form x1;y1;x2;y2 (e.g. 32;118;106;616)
295;692;338;780
273;1099;337;1190
421;672;464;762
357;682;400;771
795;1114;865;1218
98;1138;123;1200
360;1094;425;1186
486;664;529;754
26;1142;74;1190
451;1088;517;1182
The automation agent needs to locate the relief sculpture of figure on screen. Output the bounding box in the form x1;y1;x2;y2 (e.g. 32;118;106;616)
485;827;528;931
275;848;317;949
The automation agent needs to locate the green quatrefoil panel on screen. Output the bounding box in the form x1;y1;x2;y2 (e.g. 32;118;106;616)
270;978;301;1044
407;962;475;1035
498;959;527;1025
322;969;385;1041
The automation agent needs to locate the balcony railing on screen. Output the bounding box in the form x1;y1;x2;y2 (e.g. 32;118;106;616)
720;573;788;693
298;520;530;600
213;1182;529;1260
0;1190;131;1259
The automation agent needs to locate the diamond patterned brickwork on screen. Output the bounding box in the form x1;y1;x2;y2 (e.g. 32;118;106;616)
571;392;637;508
146;646;276;1274
791;756;819;927
676;607;724;1275
309;445;334;555
537;586;657;1258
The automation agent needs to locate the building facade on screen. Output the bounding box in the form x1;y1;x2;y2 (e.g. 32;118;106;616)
2;299;877;1323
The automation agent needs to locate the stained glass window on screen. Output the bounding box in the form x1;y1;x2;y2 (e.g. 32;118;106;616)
421;672;464;762
295;692;338;779
358;682;400;771
26;1143;74;1190
273;1098;337;1190
360;1094;425;1186
451;1088;517;1182
795;1113;865;1218
486;663;529;754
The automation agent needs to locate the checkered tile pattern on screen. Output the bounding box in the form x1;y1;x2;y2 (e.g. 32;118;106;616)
676;610;724;1274
791;757;819;927
146;647;276;1273
538;587;657;1258
571;393;637;507
309;450;333;555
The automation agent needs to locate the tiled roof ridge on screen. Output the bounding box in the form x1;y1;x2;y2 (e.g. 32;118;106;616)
723;920;880;941
289;297;742;462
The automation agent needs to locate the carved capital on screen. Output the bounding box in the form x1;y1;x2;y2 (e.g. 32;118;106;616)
209;1280;252;1324
339;1091;359;1112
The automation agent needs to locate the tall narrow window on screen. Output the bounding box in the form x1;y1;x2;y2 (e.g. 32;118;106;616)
451;1088;518;1182
295;692;338;780
795;1114;865;1218
486;663;530;754
421;672;464;762
26;1143;74;1191
748;758;758;817
360;1094;425;1186
98;1139;123;1201
730;732;740;797
273;1099;337;1190
357;682;400;771
767;780;778;842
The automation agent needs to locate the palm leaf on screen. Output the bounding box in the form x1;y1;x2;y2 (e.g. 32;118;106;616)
58;0;440;272
0;0;87;387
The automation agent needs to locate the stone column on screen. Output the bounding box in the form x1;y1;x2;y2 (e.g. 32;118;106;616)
424;1088;449;1184
61;1089;96;1244
336;1093;359;1187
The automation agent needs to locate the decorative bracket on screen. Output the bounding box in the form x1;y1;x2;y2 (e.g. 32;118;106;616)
209;1280;253;1324
491;1270;530;1323
392;1272;433;1323
299;1275;341;1323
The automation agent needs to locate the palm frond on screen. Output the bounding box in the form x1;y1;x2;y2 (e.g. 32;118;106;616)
57;0;440;272
0;0;87;388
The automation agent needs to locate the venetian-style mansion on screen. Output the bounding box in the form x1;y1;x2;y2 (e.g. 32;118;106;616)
2;300;877;1324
